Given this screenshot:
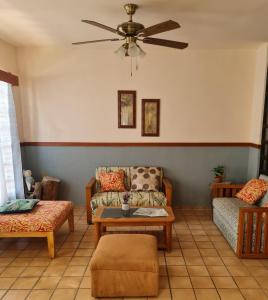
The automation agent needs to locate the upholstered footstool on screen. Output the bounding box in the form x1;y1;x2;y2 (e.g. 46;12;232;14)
90;234;159;297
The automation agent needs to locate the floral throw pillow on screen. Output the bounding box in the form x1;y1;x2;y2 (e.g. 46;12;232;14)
99;170;126;192
130;167;161;192
236;179;268;204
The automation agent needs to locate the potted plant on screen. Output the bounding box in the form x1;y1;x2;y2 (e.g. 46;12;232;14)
212;165;225;183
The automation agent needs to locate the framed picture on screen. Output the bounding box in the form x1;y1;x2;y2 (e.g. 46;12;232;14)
118;90;136;128
142;99;160;136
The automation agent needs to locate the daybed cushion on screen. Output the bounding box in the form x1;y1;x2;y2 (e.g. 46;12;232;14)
212;197;257;251
0;201;73;232
91;191;167;213
258;174;268;207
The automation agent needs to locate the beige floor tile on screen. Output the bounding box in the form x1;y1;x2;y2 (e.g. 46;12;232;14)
212;276;237;289
64;266;86;277
2;289;30;300
11;277;38;289
26;289;54;300
34;277;61;289
28;258;50;267
240;288;268;300
43;265;67;276
51;288;77;300
217;249;236;257
195;241;214;249
194;289;220;300
191;276;214;288
169;276;192;288
194;236;211;242
0;278;16;289
221;257;242;266
156;276;167;289
199;249;219;257
165;257;185;266
80;277;91;289
74;249;94;257
20;266;46;277
247;266;268;277
75;289;94;300
242;260;263;267
255;277;268;288
203;257;223;266
207;266;230;277
167;266;188;277
160;265;168;276
217;288;245;300
184;256;204;266
171;288;195;300
0;267;25;277
0;290;7;298
57;248;76;257
9;258;31;267
58;276;82;288
69;257;90;266
151;289;171;299
182;249;200;257
233;276;260;288
164;249;182;257
227;265;250;276
180;242;197;249
187;266;209;276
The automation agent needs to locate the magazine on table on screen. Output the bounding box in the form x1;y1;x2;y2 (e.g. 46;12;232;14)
133;208;168;217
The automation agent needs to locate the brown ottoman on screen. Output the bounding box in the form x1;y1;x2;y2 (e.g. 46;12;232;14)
90;234;159;297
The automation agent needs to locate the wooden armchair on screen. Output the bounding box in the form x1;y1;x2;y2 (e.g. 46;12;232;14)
85;177;173;224
212;183;268;258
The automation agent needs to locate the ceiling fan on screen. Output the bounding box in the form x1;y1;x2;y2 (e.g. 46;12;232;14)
72;3;188;57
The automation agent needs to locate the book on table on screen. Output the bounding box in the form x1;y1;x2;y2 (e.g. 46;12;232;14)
133;207;168;217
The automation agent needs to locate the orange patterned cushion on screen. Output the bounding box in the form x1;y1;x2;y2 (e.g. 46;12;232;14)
236;179;268;204
0;201;73;232
99;170;126;192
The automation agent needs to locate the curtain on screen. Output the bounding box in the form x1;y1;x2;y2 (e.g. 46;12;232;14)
0;81;24;204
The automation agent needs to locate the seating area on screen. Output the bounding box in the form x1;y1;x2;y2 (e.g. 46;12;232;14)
1;1;268;299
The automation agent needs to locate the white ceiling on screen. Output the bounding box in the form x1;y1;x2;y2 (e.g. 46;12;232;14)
0;0;268;49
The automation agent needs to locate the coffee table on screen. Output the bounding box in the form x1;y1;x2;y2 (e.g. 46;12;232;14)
92;206;175;251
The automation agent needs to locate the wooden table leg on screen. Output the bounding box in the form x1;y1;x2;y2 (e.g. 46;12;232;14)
47;232;55;259
68;209;74;232
95;222;101;247
165;223;172;251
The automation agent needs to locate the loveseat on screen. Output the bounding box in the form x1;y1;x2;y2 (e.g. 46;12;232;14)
85;167;172;224
212;175;268;258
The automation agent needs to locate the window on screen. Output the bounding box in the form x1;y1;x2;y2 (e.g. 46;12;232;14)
0;81;24;203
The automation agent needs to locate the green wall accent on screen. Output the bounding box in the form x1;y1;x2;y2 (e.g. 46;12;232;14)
21;146;250;206
247;147;260;179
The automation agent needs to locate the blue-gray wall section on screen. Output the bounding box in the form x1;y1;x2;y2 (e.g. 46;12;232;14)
247;147;260;179
21;146;250;206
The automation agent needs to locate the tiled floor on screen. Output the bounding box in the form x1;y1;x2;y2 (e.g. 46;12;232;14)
0;207;267;299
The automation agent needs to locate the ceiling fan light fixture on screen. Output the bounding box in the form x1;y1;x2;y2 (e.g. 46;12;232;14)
114;43;128;58
128;42;146;58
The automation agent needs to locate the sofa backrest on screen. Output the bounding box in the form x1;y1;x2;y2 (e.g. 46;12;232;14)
95;166;163;192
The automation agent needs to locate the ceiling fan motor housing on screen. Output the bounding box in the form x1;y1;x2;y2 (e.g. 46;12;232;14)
118;21;144;36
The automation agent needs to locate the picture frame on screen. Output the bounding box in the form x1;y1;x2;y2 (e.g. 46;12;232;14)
142;99;160;137
118;90;136;128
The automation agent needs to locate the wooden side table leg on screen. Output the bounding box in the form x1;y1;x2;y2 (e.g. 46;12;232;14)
47;232;55;259
165;223;172;251
68;209;74;232
95;223;101;247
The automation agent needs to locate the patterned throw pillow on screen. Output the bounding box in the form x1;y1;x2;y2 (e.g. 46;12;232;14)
130;167;161;192
99;170;126;192
236;179;268;204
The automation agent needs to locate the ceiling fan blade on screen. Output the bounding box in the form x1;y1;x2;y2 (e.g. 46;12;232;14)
137;20;180;37
81;20;125;37
143;37;188;49
72;38;121;45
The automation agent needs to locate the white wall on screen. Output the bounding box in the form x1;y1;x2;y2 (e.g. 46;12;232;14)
249;43;268;144
0;39;23;140
17;45;256;142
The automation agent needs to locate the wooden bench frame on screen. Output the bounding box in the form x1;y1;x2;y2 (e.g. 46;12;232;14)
0;207;74;259
86;177;173;224
213;184;268;258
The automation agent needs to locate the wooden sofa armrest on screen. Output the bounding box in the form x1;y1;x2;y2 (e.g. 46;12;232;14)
211;183;244;198
162;177;172;206
237;207;268;258
85;177;96;224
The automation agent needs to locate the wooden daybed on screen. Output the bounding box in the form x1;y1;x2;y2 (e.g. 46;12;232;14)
0;200;74;258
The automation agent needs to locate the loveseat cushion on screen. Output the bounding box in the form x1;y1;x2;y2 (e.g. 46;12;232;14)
91;191;167;213
130;167;161;192
96;167;131;192
212;197;256;230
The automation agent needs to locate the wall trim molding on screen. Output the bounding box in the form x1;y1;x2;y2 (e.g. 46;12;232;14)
0;69;19;86
20;142;261;149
